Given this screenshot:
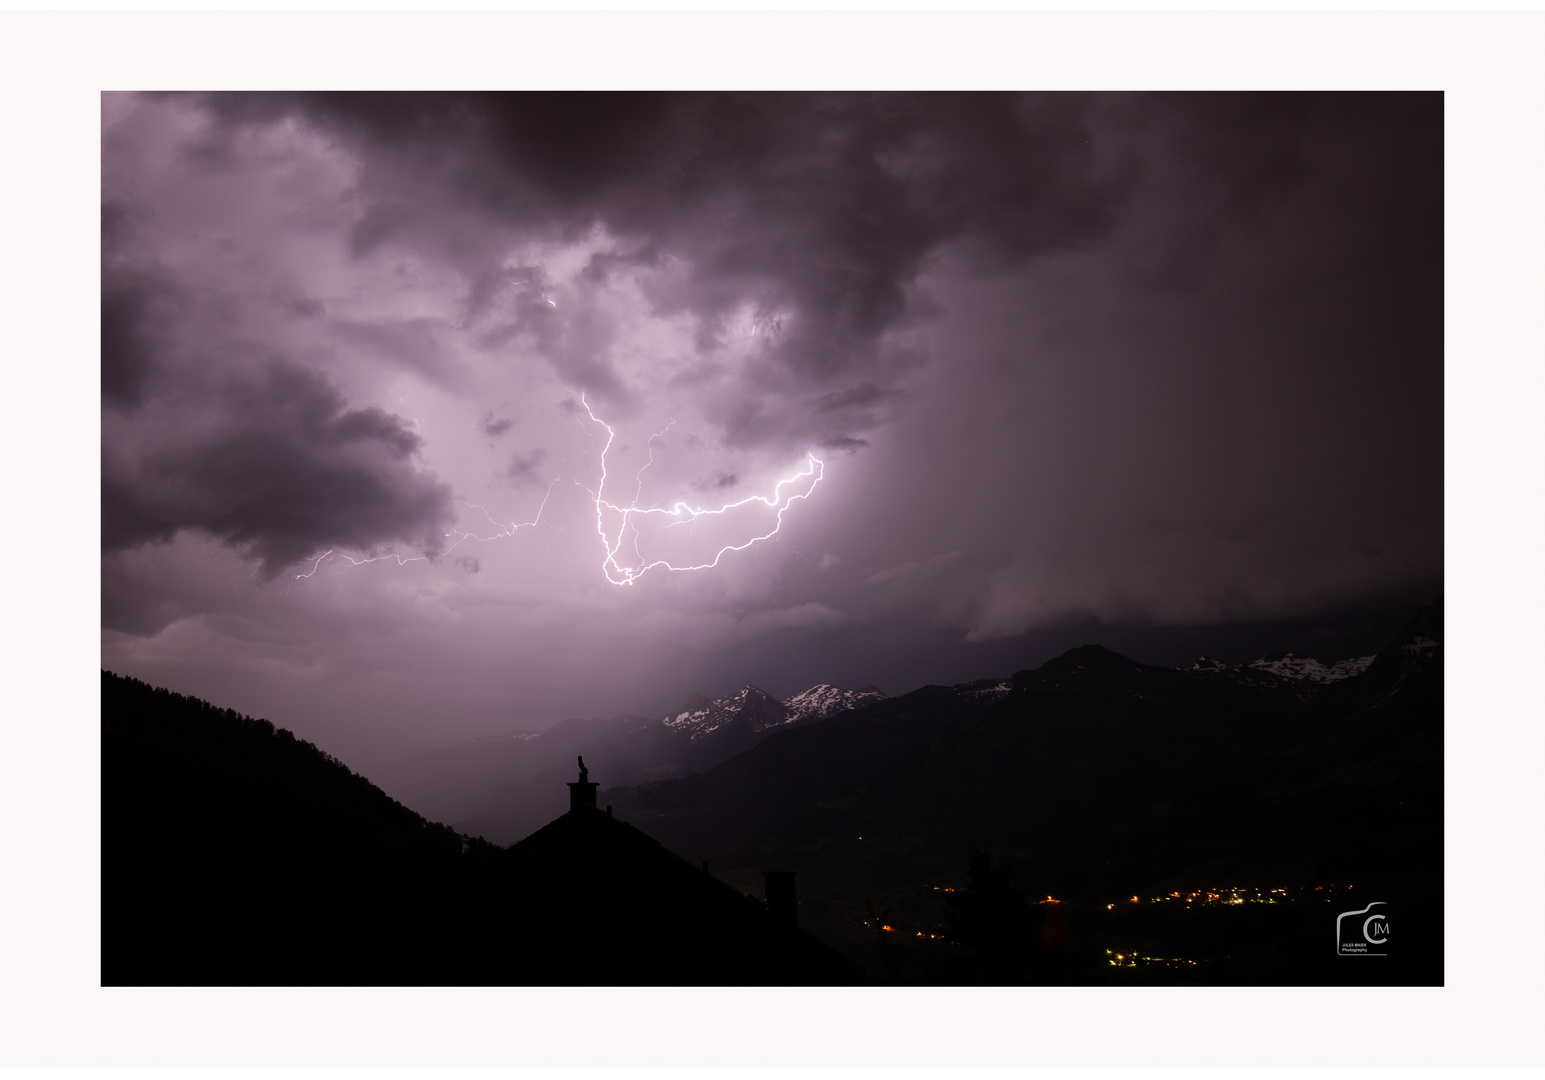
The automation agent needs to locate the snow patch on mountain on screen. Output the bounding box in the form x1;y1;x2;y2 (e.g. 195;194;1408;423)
662;686;787;742
960;679;1012;700
1186;652;1374;684
662;683;888;742
783;683;887;722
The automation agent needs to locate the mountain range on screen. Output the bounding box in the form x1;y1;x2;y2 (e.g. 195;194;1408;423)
1188;651;1376;685
378;642;1390;846
601;603;1441;983
103;600;1441;984
375;682;888;843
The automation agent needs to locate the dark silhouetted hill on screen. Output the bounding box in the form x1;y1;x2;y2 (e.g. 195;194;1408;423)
101;672;862;986
103;671;478;983
103;602;1439;986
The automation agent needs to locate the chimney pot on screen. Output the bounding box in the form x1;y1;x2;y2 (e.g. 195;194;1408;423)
567;759;599;812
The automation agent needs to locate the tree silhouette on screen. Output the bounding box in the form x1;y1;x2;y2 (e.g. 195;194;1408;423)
945;849;1031;983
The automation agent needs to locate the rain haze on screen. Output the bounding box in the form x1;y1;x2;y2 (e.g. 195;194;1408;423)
100;92;1442;772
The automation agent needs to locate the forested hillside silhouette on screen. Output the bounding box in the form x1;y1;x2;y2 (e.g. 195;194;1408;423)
103;602;1440;986
101;672;858;985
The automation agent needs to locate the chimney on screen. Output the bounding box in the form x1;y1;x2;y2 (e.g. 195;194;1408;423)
763;870;797;930
567;756;598;812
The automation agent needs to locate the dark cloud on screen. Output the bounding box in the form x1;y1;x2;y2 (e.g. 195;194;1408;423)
817;383;888;412
103;360;455;580
504;449;546;488
189;92;1429;395
101;266;174;408
99;92;1442;769
102;202;178;409
693;471;738;492
192;93;1128;442
268;282;326;321
331;317;452;384
581;244;660;284
478;414;513;438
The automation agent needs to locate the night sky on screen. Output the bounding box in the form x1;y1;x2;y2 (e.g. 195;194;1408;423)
100;92;1442;769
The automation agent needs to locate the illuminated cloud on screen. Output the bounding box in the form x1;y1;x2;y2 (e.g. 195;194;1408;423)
100;93;1442;766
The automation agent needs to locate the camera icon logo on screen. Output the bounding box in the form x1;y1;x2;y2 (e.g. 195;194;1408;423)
1336;901;1389;956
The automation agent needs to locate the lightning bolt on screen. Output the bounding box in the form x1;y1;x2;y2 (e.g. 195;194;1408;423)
288;397;822;588
580;395;824;586
293;548;427;581
291;480;559;583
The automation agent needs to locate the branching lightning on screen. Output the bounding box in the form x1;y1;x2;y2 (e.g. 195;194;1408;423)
291;480;558;583
579;395;823;586
288;397;823;588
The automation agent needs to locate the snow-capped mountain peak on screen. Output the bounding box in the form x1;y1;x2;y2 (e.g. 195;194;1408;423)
661;682;887;742
662;686;787;742
782;683;887;722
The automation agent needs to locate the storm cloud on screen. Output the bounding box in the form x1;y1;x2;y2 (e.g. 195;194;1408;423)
103;359;454;580
101;185;456;588
199;92;1123;445
100;92;1441;767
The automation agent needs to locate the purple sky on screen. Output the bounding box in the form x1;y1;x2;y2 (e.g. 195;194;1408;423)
100;92;1441;769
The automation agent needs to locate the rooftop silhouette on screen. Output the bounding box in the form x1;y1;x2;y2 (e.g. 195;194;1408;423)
101;674;864;986
502;762;862;984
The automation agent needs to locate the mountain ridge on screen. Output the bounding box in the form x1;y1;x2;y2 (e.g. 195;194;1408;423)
600;601;1441;982
374;679;892;839
379;632;1410;845
1188;651;1376;684
101;599;1441;985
